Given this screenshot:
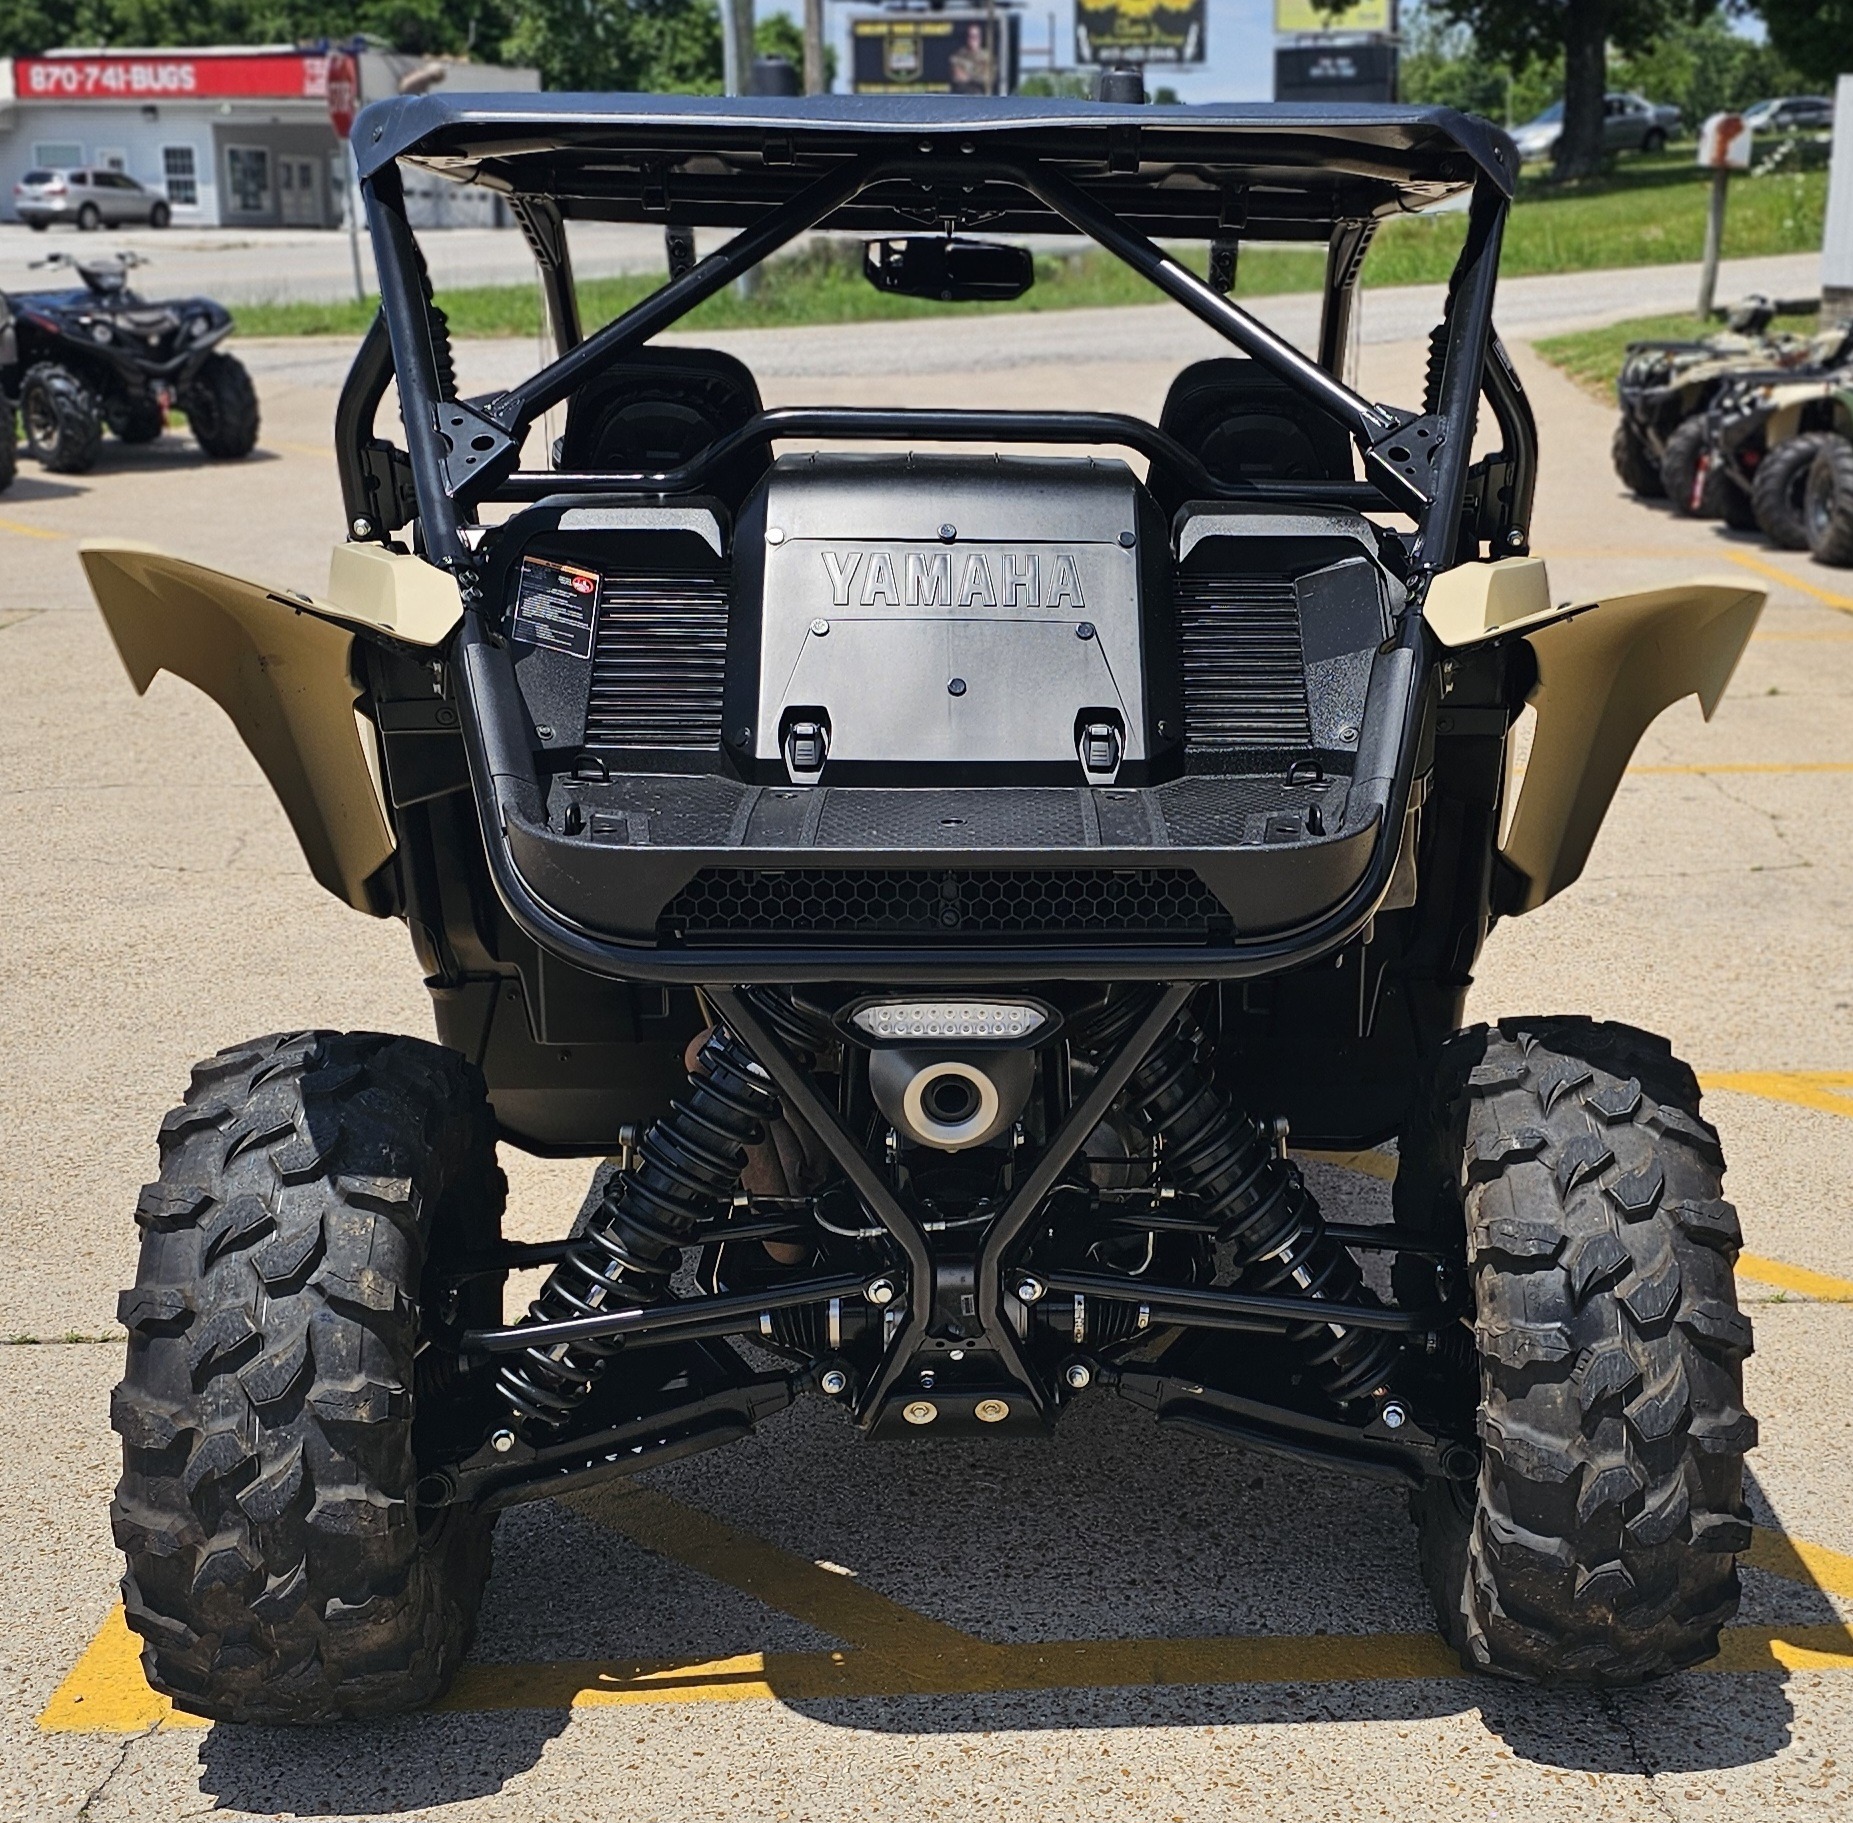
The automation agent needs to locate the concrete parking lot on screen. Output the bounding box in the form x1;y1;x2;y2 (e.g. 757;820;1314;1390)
3;259;1853;1820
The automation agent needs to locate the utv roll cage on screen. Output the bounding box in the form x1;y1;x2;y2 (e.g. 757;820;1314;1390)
334;94;1535;988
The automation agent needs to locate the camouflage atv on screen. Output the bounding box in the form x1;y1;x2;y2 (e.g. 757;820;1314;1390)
1612;297;1827;499
1700;358;1853;547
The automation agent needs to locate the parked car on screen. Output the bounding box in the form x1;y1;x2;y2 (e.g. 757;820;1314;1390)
1510;92;1681;163
12;167;171;232
1741;95;1835;136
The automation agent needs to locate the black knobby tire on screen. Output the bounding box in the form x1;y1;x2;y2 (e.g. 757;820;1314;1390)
20;362;102;473
179;351;259;460
1611;419;1664;498
1660;416;1726;519
111;1031;507;1722
1396;1018;1755;1684
0;404;17;495
107;392;165;444
1752;432;1835;549
1803;435;1853;567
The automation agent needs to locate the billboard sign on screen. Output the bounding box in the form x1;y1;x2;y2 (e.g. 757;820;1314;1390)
15;52;328;101
1274;0;1394;30
851;15;1020;94
1076;0;1205;65
1275;41;1397;104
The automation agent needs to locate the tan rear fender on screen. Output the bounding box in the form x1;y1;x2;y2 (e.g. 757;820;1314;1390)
1426;558;1764;912
81;542;461;914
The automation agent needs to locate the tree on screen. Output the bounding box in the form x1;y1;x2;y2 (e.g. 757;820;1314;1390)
0;1;515;57
1754;0;1853;91
1323;0;1720;178
1611;15;1809;127
1435;2;1732;176
500;0;721;91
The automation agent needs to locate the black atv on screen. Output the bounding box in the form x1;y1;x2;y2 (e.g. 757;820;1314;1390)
87;90;1770;1723
1;251;258;473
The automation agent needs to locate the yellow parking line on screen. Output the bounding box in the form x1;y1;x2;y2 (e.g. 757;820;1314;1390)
1727;549;1853;613
40;1599;1853;1731
1748;1525;1853;1600
1700;1070;1853;1121
0;515;65;540
37;1605;190;1732
44;1503;1853;1733
1737;1253;1853;1302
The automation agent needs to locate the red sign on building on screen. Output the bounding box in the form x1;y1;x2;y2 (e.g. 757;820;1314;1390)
15;53;328;102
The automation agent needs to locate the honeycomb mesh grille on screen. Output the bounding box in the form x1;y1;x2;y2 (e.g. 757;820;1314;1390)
659;869;1231;944
1176;575;1313;749
585;572;729;749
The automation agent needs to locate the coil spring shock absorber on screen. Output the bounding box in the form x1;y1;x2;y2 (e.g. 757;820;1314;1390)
1128;1017;1401;1407
496;1027;780;1431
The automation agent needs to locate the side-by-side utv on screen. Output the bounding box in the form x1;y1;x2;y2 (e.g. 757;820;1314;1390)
87;92;1766;1723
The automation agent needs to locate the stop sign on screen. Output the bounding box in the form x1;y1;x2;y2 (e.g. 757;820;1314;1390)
326;49;359;141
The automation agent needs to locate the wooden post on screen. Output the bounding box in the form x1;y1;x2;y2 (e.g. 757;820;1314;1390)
1697;166;1729;320
804;0;826;94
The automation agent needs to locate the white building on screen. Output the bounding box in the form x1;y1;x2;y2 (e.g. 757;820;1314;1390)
0;45;538;229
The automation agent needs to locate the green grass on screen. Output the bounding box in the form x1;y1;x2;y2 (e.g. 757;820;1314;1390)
234;150;1829;340
1533;310;1822;401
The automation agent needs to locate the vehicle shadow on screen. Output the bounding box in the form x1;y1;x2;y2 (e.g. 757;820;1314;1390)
0;471;86;502
188;1164;1823;1808
193;1412;1822;1813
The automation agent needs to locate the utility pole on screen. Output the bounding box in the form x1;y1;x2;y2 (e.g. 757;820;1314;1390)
721;0;754;97
804;0;826;94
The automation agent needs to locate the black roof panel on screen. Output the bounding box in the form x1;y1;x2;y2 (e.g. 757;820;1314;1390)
354;93;1515;240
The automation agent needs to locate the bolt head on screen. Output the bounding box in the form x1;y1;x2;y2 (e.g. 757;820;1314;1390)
1015;1277;1045;1304
903;1400;938;1426
918;1369;937;1391
1064;1362;1092;1390
820;1368;849;1396
809;617;830;636
974;1398;1010;1423
866;1278;896;1307
350;515;373;538
490;1428;516;1454
1380;1401;1408;1431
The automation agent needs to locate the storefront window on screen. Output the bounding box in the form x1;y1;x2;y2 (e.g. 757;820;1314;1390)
162;146;198;207
31;142;84;170
225;145;270;214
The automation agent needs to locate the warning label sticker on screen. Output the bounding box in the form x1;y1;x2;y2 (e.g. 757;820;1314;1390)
510;557;600;660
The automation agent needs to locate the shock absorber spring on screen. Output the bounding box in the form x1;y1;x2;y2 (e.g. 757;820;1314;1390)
497;1026;780;1431
1128;1019;1400;1407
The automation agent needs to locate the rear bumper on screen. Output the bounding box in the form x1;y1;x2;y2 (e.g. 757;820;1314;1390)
454;622;1424;986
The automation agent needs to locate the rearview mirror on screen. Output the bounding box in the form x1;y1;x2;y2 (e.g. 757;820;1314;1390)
863;237;1034;303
